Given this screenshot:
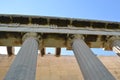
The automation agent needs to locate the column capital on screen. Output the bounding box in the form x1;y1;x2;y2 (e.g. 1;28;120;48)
22;32;41;43
68;34;84;40
66;34;84;49
107;36;120;43
105;36;120;50
69;34;84;44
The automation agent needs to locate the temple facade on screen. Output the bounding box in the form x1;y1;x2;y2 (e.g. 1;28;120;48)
0;14;120;80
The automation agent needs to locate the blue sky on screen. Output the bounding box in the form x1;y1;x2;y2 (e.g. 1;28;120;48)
0;47;116;56
46;48;116;56
0;0;119;56
0;0;120;21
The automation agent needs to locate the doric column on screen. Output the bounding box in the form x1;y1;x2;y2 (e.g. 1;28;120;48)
4;33;40;80
112;40;120;47
71;35;115;80
112;40;120;55
106;36;120;55
55;47;61;57
7;46;14;56
41;48;45;56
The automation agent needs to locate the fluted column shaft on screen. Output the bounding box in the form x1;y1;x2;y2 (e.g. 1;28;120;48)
72;39;115;80
55;47;61;57
41;48;45;56
112;40;120;55
7;46;14;56
112;40;120;49
4;37;38;80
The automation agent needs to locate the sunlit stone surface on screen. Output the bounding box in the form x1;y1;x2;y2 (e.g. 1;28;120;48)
0;55;120;80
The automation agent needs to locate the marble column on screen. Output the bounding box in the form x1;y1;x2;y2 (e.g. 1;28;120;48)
72;39;115;80
112;40;120;55
4;37;38;80
55;47;61;57
41;48;45;56
7;46;14;56
112;40;120;48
